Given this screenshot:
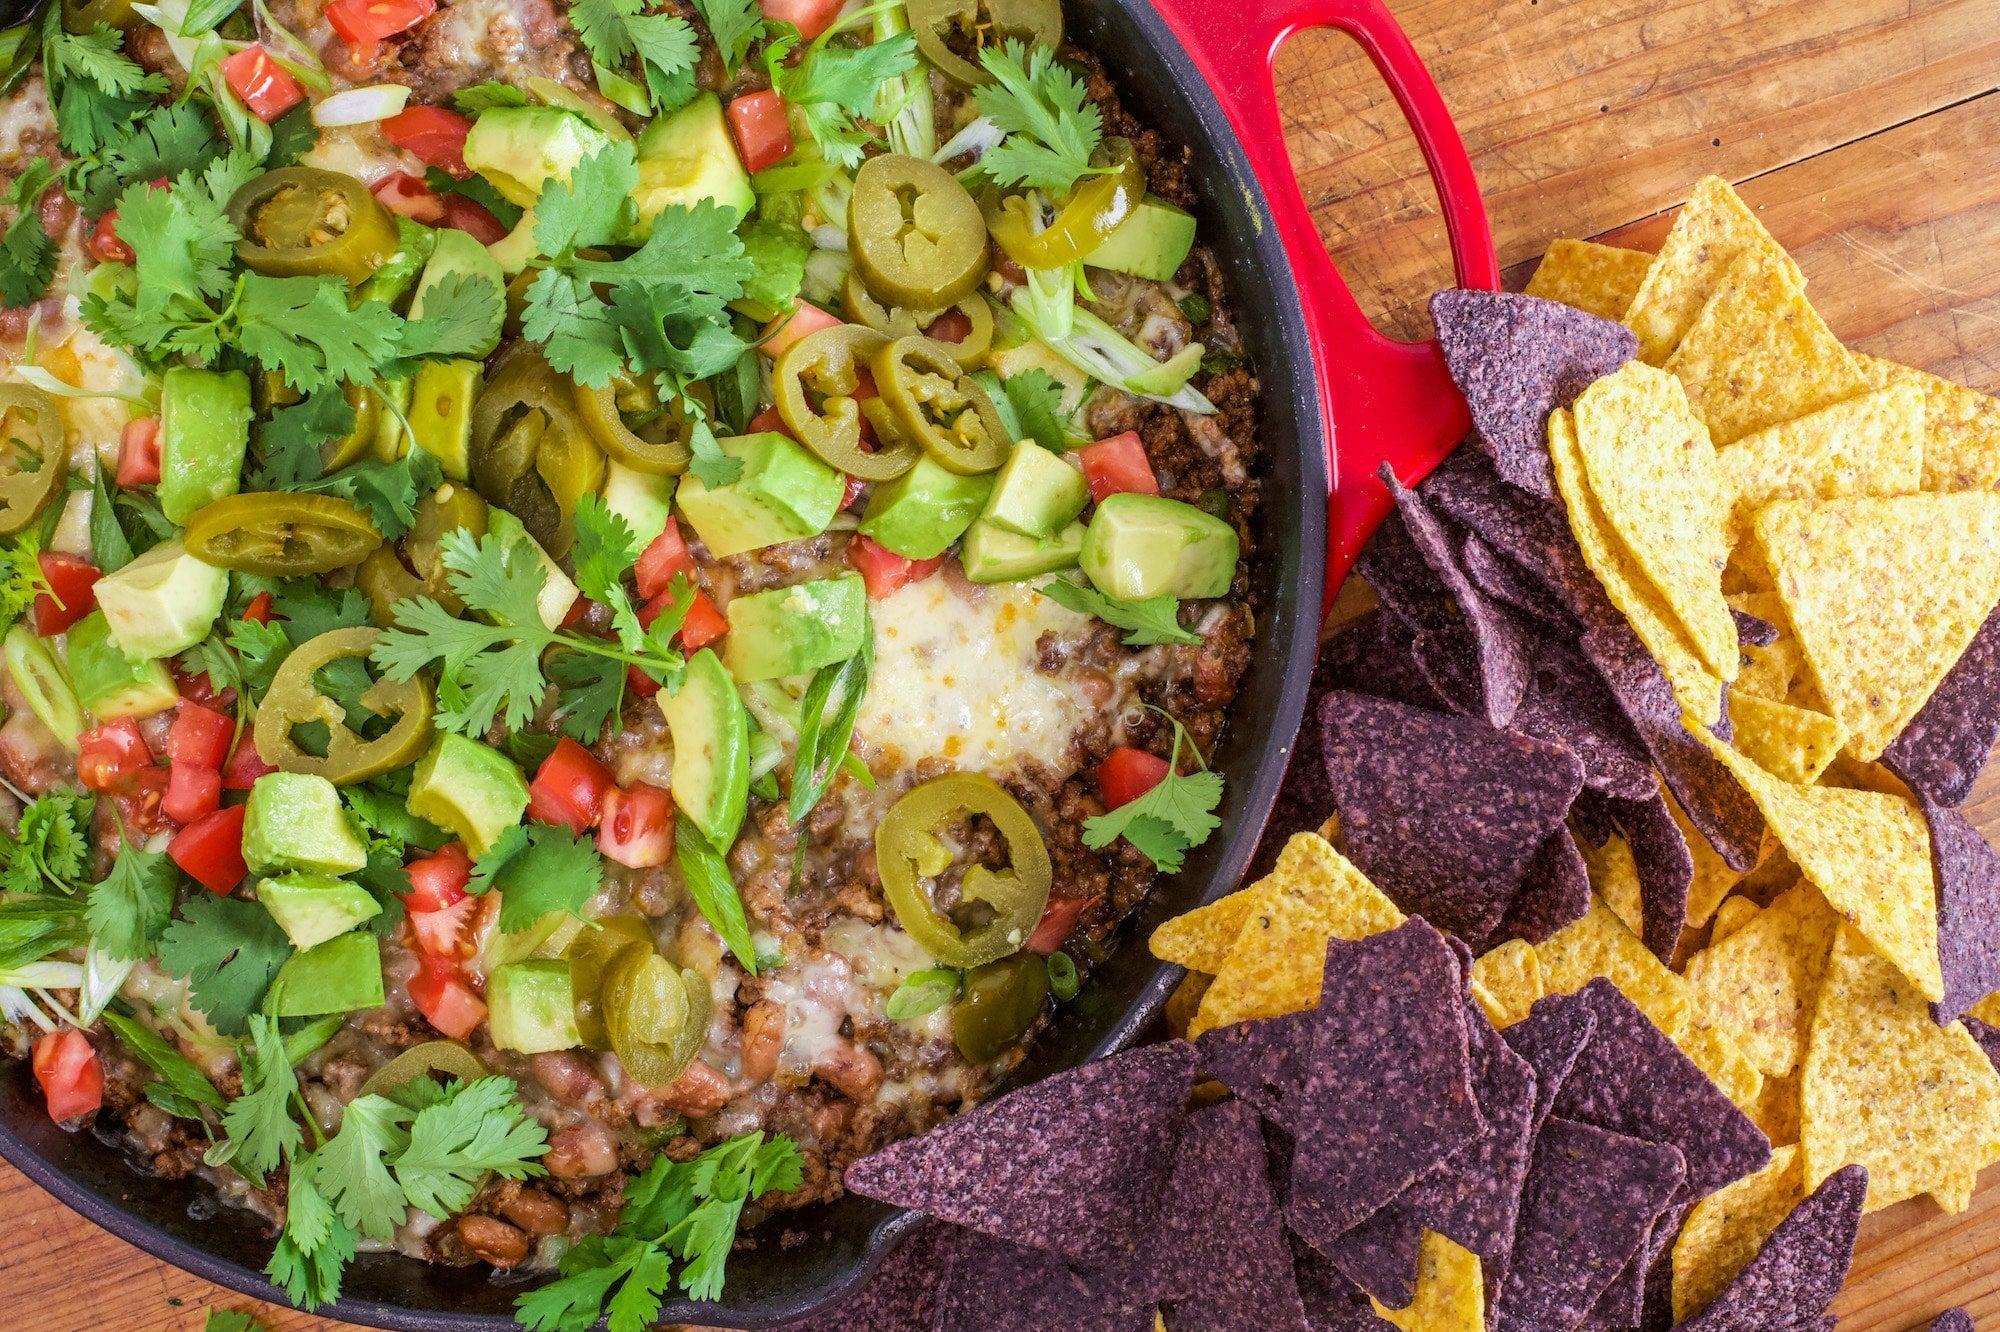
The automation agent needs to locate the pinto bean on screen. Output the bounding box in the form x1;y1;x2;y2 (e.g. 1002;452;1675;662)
529;1050;603;1107
814;1043;883;1102
738;1000;784;1085
658;1059;732;1116
455;1214;530;1269
543;1122;619;1178
499;1188;571;1237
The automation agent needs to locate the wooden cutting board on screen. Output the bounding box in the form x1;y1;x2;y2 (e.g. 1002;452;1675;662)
5;0;1999;1327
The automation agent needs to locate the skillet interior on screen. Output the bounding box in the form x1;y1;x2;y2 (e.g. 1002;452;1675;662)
0;0;1329;1322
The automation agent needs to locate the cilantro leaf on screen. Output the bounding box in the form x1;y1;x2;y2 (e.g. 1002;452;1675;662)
74;100;223;214
204;1311;267;1332
220;1013;301;1180
1037;576;1201;646
265;1162;357;1311
47;23;168;99
423;165;522;228
533;142;639;259
571;493;643;647
772;31;918;169
0;161;57;309
692;0;760;74
686;419;742;488
549;650;629;745
288;445;443;540
90;468;135;572
1081;714;1222;873
974;40;1105;195
397;271;504;359
2;790;94;894
85;839;178;961
265;101;317;167
251;386;356;488
519;269;628;389
1001;367;1083;452
393;1075;549;1217
305;1092;413;1241
571;198;752;298
157;894;293;1035
515;1237;636;1332
236;276;404;393
115;176;238;305
455;81;529;113
100;1009;227;1111
468;821;603;933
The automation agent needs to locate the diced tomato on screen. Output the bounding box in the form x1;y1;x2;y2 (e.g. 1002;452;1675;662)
220;734;277;790
840;474;867;510
403;841;472;912
32;1030;102;1123
77;718;151;794
220;46;304;122
634;518;695;601
440;192;508;244
171;663;235;712
927;307;973;344
114;764;172;836
1098;746;1169;809
407;951;486;1038
242;592;274;625
324;0;435;45
1027;894;1098;955
32;552;100;636
380;104;473;178
116;416;161;488
748;405;790;439
161;763;222;825
598;782;675;869
559;594;591;632
169;804;248;895
678;590;728;651
407;897;476;959
166;703;233;770
1078;432;1159;502
370;171;446;224
761;299;842;359
528;737;616;833
87;211;133;265
848;534;943;599
759;0;846;39
727;89;794;174
626;664;661;699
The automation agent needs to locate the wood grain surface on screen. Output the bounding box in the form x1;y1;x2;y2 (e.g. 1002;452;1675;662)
5;0;1999;1327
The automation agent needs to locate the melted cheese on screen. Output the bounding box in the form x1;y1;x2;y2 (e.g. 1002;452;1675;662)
855;577;1091;777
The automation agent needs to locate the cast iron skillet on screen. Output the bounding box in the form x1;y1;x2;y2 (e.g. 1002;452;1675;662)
0;0;1499;1323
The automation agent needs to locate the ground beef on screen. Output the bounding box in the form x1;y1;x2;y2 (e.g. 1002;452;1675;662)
1069;49;1197;209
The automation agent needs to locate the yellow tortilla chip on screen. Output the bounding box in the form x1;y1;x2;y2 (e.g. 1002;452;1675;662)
1150;883;1265;975
1714;381;1925;549
1685;880;1842;1078
1190;834;1404;1038
1549;407;1724;725
1662;245;1869;447
1623;176;1805;366
1858;353;2000;493
1753;491;2000;759
1672;1145;1805;1321
1709;895;1761;945
1579;831;1643;938
1680;1018;1766;1110
1801;926;2000;1212
1667;787;1748;928
1573;364;1738;678
1469;939;1543;1029
1726;692;1847;785
1971;991;2000;1028
1747;1070;1801;1148
1727;591;1799;703
1163;970;1211;1041
1523;239;1653;322
1698;732;1940;1002
1371;1231;1484;1332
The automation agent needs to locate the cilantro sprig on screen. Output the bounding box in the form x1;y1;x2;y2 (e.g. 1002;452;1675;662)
1082;711;1223;873
765;20;917;169
516;1131;803;1328
973;39;1106;196
156;893;293;1035
468;822;604;933
570;0;701;113
0;160;58;309
84;838;178;962
1038;575;1202;647
0;791;94;895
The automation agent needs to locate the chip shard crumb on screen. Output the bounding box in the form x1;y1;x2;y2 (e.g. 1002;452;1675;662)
1622;176;1804;366
1524;238;1654;323
1932;1309;1976;1332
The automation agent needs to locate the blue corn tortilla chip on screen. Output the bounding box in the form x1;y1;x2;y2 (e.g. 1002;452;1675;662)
1581;622;1762;871
1462;528;1575;626
1321;691;1586;940
1511;639;1660;802
1422;448;1621;628
843;1041;1197;1264
1502;991;1597;1138
931;1225;1155;1332
783;1222;949;1332
1883;601;2000;807
1323;1205;1424;1310
1677;1164;1866;1331
1383;463;1538;728
1295;1234;1399;1331
1920;792;2000;1024
1932;1310;1975;1332
1493;1117;1686;1332
1356;513;1483;719
1731;608;1779;649
1154;1101;1311;1332
1966;1016;2000;1074
1430;290;1639;500
1610;792;1694;962
1280;923;1488;1251
1581;1188;1687;1332
1498;828;1593;947
1553;979;1771;1196
1196;1006;1321;1137
1572;789;1618;848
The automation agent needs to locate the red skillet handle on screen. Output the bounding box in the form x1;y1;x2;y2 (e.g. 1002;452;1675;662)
1147;0;1500;617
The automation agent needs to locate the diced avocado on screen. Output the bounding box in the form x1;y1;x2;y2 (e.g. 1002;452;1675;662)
1080;493;1240;601
462;106;614;209
4;626;82;750
488;959;582;1053
488;207;540;275
406;732;529;857
981;441;1090;539
371;373;414;462
675;431;845;558
858;457;994;560
94;542;229;660
483;909;588;972
487;509;580;630
1084;195;1199;282
659;647;749;848
961;519;1087;584
243;772;370;876
410;228;506;359
258;872;382;951
356;217;437;309
157;367;251;524
722;573;869;682
601;460;676;548
269;931;385;1017
65;611;177;719
631;93;756;238
409;359;483;481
